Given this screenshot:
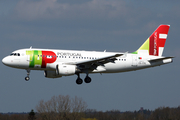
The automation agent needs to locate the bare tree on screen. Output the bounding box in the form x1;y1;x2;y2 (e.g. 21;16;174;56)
37;100;51;120
56;95;71;120
36;95;87;120
71;96;88;120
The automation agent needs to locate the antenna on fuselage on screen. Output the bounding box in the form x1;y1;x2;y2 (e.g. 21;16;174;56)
30;46;32;49
104;50;106;52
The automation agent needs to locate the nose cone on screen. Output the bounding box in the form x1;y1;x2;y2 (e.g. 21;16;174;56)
2;56;10;66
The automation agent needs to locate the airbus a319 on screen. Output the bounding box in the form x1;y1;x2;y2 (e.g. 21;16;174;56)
2;25;173;85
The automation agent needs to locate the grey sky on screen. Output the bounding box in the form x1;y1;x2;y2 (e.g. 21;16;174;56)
0;0;180;112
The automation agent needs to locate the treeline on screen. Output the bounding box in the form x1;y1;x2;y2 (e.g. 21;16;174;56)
1;107;180;120
84;107;180;120
1;95;180;120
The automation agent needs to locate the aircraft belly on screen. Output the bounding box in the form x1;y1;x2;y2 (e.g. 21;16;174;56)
103;60;152;73
104;62;130;73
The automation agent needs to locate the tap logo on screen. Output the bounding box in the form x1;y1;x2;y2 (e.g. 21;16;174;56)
153;32;157;56
26;50;57;68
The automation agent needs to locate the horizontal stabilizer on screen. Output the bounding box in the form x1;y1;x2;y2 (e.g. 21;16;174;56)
148;57;174;62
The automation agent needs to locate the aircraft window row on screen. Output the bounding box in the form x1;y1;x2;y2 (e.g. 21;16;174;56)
36;55;126;61
58;56;98;59
38;55;56;58
119;59;126;61
36;55;98;59
10;53;20;56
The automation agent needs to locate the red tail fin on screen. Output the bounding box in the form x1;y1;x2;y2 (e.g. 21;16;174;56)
149;25;170;56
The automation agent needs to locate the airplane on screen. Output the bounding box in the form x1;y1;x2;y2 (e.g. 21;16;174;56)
2;24;173;85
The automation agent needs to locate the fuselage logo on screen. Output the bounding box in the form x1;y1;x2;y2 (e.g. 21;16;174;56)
154;32;157;56
26;50;57;68
57;52;81;57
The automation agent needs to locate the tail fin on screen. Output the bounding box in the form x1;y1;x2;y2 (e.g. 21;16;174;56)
134;24;170;56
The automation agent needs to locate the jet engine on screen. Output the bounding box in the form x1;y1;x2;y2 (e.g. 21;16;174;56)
44;70;62;78
56;64;76;76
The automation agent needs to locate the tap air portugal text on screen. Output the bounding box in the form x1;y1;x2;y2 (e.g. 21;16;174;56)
2;25;173;85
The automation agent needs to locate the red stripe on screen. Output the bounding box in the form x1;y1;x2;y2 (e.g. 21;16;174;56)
157;25;170;34
149;35;154;55
158;39;166;47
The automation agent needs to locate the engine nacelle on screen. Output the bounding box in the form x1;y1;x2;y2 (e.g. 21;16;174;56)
56;64;76;76
44;70;62;78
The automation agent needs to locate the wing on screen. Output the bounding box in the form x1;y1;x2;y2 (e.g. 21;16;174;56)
66;54;124;72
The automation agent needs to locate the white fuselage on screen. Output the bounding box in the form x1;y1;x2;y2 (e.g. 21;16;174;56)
2;48;172;73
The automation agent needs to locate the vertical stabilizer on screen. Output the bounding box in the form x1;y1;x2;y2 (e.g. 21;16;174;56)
134;25;170;56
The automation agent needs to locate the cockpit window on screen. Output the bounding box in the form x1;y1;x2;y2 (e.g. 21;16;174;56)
10;53;20;56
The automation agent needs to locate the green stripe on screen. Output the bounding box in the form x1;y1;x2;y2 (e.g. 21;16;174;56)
26;50;42;68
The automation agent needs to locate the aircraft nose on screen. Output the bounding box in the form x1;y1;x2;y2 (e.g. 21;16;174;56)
2;56;10;66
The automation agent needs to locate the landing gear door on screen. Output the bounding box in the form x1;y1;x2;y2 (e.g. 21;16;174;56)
132;55;137;67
